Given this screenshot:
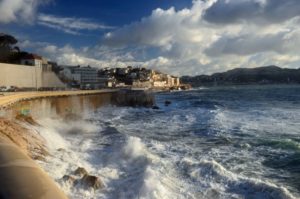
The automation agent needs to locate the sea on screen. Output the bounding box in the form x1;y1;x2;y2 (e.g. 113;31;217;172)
35;85;300;199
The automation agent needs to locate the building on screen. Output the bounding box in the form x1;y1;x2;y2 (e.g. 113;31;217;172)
20;54;43;67
74;66;98;88
98;77;115;88
173;76;180;86
132;80;152;88
41;57;53;72
60;65;113;89
97;66;181;89
117;68;129;75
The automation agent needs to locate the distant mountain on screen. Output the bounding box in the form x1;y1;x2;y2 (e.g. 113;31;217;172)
181;66;300;87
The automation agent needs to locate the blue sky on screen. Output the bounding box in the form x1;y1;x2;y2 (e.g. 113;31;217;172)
0;0;192;48
1;0;300;75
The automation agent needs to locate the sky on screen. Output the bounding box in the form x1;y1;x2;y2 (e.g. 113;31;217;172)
1;0;300;76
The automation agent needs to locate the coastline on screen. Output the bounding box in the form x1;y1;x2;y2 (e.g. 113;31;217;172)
1;87;298;198
0;88;157;198
0;89;117;110
0;90;119;198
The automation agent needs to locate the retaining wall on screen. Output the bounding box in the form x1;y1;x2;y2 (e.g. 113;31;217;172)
0;63;65;88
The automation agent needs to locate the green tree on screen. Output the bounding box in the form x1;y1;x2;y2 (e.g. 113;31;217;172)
0;33;18;63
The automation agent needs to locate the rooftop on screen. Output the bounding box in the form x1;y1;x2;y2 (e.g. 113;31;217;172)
22;54;42;60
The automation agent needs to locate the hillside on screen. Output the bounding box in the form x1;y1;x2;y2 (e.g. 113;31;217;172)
181;66;300;87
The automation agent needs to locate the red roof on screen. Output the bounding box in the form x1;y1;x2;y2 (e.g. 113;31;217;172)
22;54;42;60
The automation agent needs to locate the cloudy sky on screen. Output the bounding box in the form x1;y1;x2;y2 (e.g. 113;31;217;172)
1;0;300;75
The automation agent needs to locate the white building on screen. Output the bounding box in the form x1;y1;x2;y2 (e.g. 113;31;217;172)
20;54;42;67
60;66;108;89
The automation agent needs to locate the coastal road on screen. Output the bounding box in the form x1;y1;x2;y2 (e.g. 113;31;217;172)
0;89;117;109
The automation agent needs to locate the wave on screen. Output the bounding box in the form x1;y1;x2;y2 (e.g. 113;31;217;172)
34;116;185;199
29;86;300;199
180;158;296;199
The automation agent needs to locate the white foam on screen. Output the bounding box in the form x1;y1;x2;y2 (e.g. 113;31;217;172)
30;99;300;199
181;158;296;199
123;137;147;159
139;167;172;199
33;115;181;199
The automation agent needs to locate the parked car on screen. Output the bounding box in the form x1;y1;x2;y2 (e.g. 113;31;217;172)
0;86;19;92
0;86;6;92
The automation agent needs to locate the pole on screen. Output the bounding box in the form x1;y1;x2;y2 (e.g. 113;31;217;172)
35;63;38;91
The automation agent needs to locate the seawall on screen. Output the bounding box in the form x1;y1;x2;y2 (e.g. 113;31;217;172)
0;89;157;198
2;91;115;119
0;137;68;199
0;90;117;199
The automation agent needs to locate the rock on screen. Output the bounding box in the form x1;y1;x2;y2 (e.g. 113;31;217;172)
152;106;160;110
57;148;66;152
62;175;76;184
74;167;88;177
15;114;38;125
164;100;172;106
80;174;104;190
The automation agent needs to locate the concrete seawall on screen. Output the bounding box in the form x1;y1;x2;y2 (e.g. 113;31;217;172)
0;90;116;117
0;89;156;198
0;138;68;199
0;90;118;199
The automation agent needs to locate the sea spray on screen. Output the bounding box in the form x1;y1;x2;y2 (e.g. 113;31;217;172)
31;85;300;199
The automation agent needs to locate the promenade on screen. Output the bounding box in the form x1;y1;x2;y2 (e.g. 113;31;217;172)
0;89;117;109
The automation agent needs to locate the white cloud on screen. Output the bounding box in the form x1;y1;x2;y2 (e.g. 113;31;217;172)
21;41;141;70
0;0;49;23
37;14;114;35
14;0;300;75
100;0;300;75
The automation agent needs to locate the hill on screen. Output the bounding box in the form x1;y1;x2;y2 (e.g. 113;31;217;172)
181;66;300;87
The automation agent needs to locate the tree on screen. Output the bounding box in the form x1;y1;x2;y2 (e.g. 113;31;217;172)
0;33;17;47
0;33;18;63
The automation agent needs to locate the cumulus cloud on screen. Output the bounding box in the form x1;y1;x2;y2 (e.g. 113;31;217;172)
100;0;300;75
37;14;114;35
21;40;142;70
15;0;300;75
205;31;288;56
0;0;49;23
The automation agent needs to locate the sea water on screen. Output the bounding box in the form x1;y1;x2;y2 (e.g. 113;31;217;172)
35;85;300;199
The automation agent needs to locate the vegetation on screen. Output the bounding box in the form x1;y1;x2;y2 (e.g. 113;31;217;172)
0;33;30;64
